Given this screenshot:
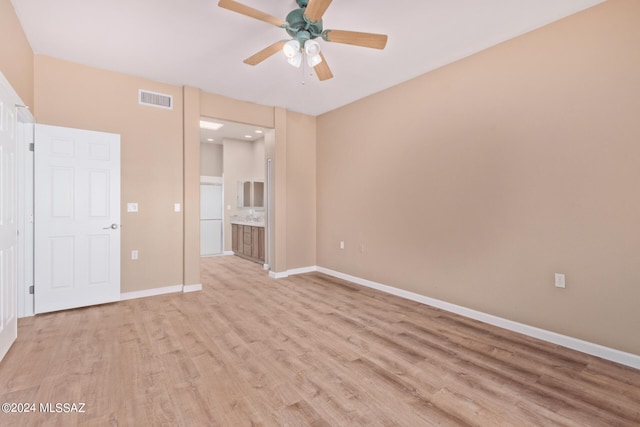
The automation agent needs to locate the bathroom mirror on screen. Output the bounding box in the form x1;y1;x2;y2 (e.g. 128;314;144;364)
237;180;264;209
253;180;264;208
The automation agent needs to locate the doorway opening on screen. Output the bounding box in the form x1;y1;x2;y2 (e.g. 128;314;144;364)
199;117;273;269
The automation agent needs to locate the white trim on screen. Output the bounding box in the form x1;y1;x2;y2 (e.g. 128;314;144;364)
120;284;183;301
200;175;223;184
17;112;34;318
269;271;289;279
223;251;235;256
314;266;640;370
287;266;317;276
183;283;202;293
268;265;316;279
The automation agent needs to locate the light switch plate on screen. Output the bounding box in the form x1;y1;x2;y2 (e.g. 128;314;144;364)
127;203;138;213
174;203;181;212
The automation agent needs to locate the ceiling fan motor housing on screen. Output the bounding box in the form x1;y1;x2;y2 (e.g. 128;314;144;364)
285;8;323;45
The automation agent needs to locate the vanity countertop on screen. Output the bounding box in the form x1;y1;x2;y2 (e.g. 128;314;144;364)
231;220;265;228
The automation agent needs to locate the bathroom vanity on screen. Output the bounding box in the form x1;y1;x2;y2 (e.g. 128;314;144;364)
231;222;265;264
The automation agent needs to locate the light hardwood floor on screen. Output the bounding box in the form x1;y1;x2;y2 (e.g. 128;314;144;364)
0;255;638;426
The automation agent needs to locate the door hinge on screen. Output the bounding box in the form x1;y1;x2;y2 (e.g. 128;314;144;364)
29;143;34;152
29;285;34;295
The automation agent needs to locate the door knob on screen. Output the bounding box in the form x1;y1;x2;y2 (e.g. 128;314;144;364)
103;223;118;230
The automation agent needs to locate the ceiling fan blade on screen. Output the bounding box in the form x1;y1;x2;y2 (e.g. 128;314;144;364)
218;0;285;27
243;41;286;65
322;29;388;50
304;0;333;22
314;52;333;81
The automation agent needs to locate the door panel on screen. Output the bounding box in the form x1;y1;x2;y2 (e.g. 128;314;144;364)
200;184;222;219
0;75;18;362
35;124;120;314
200;220;222;255
200;183;223;255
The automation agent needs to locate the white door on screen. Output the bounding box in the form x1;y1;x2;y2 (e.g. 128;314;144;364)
200;183;222;255
0;75;19;362
35;125;120;313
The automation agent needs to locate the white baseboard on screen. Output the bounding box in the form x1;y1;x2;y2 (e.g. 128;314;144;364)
269;271;289;279
121;283;203;300
120;284;184;301
183;283;202;293
269;265;317;279
223;251;235;256
313;266;640;370
287;266;317;276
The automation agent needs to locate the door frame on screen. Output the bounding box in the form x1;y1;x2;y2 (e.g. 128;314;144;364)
16;107;34;318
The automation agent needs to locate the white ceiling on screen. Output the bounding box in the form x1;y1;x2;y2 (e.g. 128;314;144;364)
11;0;605;116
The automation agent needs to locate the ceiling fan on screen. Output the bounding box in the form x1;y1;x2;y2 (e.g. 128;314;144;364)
218;0;388;81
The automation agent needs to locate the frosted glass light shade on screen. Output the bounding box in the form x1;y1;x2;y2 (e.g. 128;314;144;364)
283;40;301;58
287;53;302;68
304;40;321;57
307;53;322;67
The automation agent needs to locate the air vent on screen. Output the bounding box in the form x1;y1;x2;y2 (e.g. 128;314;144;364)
138;90;173;110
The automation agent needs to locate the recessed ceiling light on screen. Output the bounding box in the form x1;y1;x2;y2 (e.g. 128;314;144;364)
207;138;214;142
244;135;252;138
199;120;224;130
254;130;263;134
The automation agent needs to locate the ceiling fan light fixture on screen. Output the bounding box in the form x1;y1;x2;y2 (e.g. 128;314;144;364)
283;39;302;68
304;40;322;67
287;52;303;68
304;40;320;56
283;39;301;58
219;0;388;81
307;52;322;67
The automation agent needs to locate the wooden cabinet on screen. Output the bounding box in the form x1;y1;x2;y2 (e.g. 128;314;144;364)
232;223;265;264
231;223;244;254
243;226;252;256
258;227;265;262
251;227;259;260
232;224;238;252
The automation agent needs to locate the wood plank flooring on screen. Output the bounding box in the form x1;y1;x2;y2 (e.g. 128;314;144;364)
0;255;638;426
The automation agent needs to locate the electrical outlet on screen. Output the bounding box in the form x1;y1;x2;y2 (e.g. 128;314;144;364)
127;203;138;213
131;250;138;260
555;273;565;288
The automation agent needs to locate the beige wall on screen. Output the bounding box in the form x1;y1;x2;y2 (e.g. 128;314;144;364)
317;0;640;355
286;111;316;270
0;0;34;108
200;143;223;177
183;86;200;287
253;138;265;179
34;55;185;293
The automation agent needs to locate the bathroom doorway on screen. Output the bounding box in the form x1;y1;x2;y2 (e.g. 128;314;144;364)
199;117;272;267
